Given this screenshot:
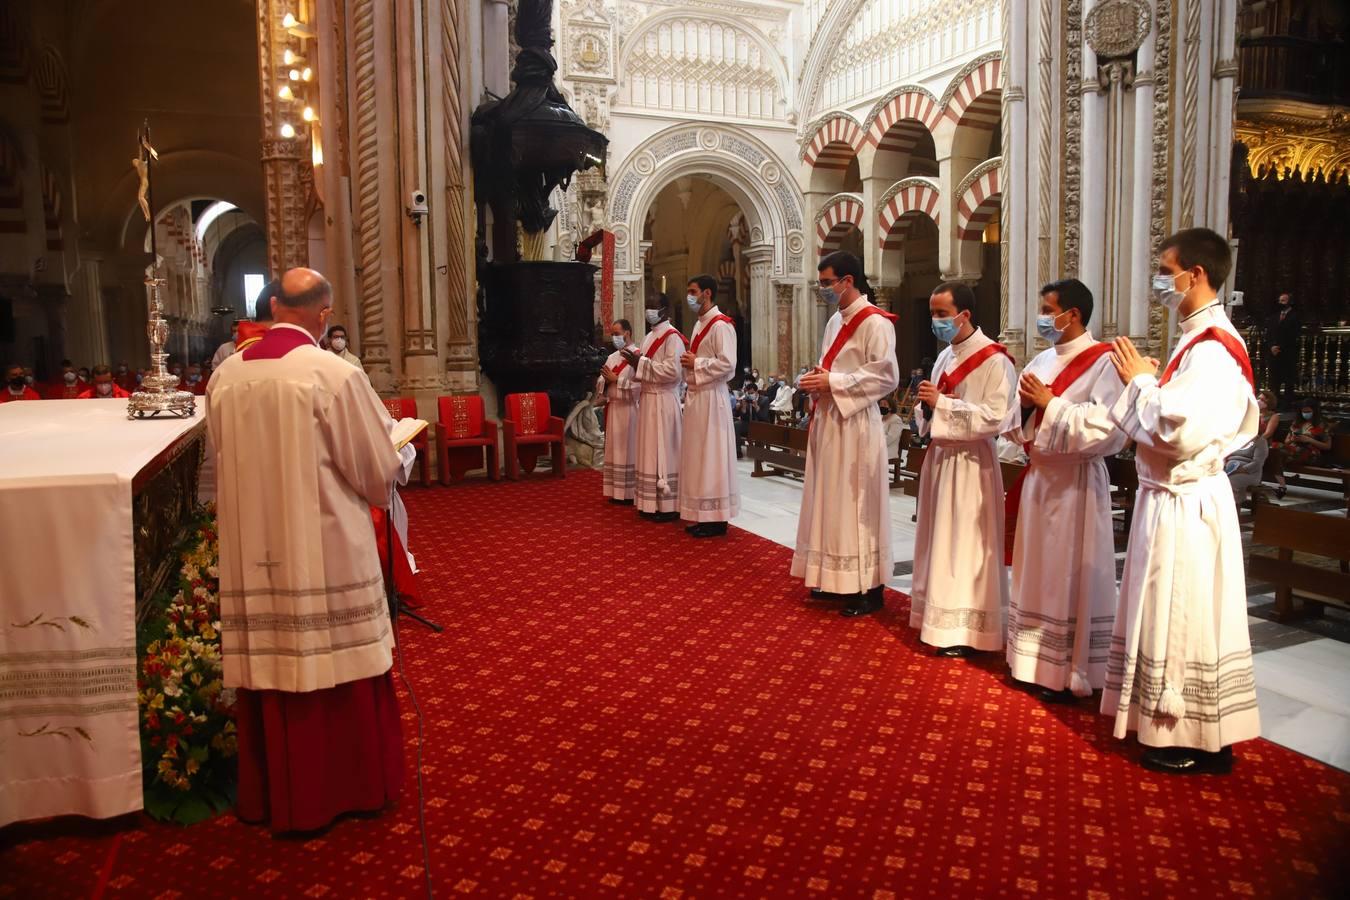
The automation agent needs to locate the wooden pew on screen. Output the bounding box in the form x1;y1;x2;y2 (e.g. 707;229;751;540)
1105;454;1139;530
1248;503;1350;620
746;421;809;479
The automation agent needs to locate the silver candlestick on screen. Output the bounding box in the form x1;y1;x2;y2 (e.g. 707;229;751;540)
127;121;194;420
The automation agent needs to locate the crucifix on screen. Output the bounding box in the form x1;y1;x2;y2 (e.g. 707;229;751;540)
254;551;283;589
127;120;196;420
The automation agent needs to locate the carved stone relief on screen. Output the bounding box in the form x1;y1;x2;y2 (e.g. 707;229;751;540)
1085;0;1151;59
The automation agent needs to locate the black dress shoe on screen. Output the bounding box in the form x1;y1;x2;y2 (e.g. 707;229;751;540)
1035;686;1077;704
935;645;974;658
690;522;728;538
653;511;680;523
809;589;846;601
1140;745;1233;775
840;587;884;618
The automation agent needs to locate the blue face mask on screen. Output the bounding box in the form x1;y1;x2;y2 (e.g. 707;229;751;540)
931;316;960;343
1036;311;1068;343
687;293;701;310
819;286;839;306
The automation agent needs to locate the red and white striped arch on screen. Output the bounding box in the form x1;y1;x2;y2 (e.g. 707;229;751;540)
864;88;941;151
802;114;864;171
877;181;940;250
956;165;1001;241
942;57;1002;130
815;193;865;256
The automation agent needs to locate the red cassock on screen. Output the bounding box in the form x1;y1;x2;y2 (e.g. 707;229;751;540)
228;324;405;834
0;387;42;402
77;384;131;399
45;383;84;400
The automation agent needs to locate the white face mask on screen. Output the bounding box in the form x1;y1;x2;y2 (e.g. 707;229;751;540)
687;293;701;310
331;337;348;352
645;309;661;326
611;334;625;350
63;372;77;385
1152;272;1188;311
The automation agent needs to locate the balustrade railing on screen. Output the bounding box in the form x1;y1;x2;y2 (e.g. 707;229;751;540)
1243;325;1350;413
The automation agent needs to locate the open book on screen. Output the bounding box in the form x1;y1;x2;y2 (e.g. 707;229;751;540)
391;418;429;450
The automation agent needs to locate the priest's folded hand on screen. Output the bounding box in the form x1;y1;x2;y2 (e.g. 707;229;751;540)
1018;372;1053;410
1110;337;1158;383
915;380;940;407
680;351;696;371
797;370;830;394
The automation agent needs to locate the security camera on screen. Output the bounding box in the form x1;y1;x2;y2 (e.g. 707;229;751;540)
408;190;428;221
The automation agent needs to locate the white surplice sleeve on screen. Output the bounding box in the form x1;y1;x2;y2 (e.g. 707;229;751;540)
321;369;404;509
1034;356;1128;457
690;321;736;387
827;314;900;419
636;332;683;385
1109;341;1255;460
928;354;1017;443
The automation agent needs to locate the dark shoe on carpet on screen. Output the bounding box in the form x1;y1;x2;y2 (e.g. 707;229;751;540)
840;587;884;618
690;522;728;538
1140;745;1233;775
1036;686;1077;704
935;645;974;658
653;511;680;523
809;589;847;602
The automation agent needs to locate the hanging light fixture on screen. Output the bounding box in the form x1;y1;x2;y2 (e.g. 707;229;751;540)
281;12;298;28
283;48;301;66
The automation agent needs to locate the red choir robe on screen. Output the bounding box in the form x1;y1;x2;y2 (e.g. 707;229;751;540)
45;382;84;400
77;384;131;399
209;324;404;834
0;386;42;402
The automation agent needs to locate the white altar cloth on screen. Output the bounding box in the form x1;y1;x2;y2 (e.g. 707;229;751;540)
0;400;204;827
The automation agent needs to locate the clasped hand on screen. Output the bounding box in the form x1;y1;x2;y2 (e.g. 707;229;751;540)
1110;337;1160;383
797;367;831;394
1018;372;1053;410
915;380;940;407
680;351;696;371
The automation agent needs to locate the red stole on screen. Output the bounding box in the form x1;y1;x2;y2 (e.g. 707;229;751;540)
937;342;1013;396
1158;326;1254;390
242;325;316;361
1004;342;1116;563
820;304;897;371
690;314;735;354
643;323;689;358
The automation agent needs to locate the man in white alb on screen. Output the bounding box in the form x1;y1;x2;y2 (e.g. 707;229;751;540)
621;294;686;522
911;282;1017;656
1103;227;1260;775
597;318;639;504
678;276;739;537
207;267;409;832
792;251;899;617
1004;278;1125;701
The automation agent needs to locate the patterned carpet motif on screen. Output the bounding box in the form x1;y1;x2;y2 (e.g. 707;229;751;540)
2;471;1348;898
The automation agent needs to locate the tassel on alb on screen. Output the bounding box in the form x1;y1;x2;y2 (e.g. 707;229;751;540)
1069;669;1092;698
1157;684;1186;719
657;477;670;496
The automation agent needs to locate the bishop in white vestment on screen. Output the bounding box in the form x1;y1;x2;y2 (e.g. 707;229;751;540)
207;268;405;832
912;284;1017;653
626;301;686;519
1102;229;1259;773
792;253;899;616
1005;279;1126;697
679;280;739;535
597;320;639;502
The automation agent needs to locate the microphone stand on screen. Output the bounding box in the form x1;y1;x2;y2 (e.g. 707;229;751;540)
384;483;443;633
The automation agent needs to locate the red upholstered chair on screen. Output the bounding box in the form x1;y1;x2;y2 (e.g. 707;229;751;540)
435;395;500;484
383;397;431;487
502;392;566;480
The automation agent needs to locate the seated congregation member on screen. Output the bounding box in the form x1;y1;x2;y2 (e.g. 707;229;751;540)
77;364;131;399
621;294;686;522
911;282;1016;656
881;397;903;461
2;363;41;402
1104;227;1260;775
184;363;207;395
207;267;407;833
1273;397;1332;468
597;319;639;503
1004;278;1125;701
792;251;899;617
47;361;84;399
678;275;739;538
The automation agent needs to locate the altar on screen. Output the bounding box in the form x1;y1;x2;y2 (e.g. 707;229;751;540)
0;399;205;828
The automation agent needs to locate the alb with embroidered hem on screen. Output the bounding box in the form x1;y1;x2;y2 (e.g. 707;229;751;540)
1004;332;1126;694
790;300;900;594
679;306;740;523
633;320;686;513
1102;305;1261;751
910;327;1017;650
597;348;640;500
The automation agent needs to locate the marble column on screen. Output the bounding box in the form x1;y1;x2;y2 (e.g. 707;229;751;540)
746;244;775;375
68;252;109;366
774;282;794;376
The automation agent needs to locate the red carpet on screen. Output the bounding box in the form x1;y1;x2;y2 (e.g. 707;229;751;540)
3;470;1348;899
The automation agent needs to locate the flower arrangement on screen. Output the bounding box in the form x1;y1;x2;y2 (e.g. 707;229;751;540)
137;506;237;824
